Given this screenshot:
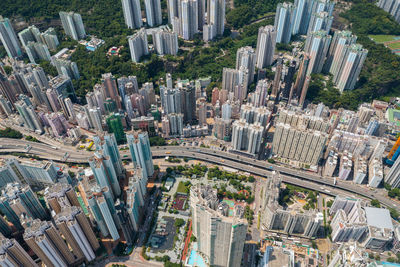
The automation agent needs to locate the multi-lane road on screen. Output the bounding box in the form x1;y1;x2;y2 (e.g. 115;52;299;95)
0;138;397;213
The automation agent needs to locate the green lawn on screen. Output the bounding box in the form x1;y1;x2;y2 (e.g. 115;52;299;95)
369;34;398;43
176;181;189;195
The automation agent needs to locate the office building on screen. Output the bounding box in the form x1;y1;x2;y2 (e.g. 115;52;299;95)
331;43;368;92
59;11;86;40
88;185;120;241
128;28;149;63
145;0;162;26
122;0;143;29
152;29;179;55
54;206;100;262
0;17;23;58
191;184;247;267
274;2;296;43
88;152;121;199
304;30;331;75
255;25;276;69
236;46;256;84
127;131;154;178
0;234;38;267
24;219;77;266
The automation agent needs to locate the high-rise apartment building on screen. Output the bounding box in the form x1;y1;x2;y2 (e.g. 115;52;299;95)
0;16;23;58
88;152;121;199
94;134;124;177
191;184;247;267
145;0;162;26
331;43;368;92
255;25;276;69
59;11;86;40
274;2;296;43
292;0;334;35
272;121;328;165
0;234;38;267
180;0;199;40
304;30;331;75
15;100;44;133
128;28;149;63
377;0;400;23
386;156;400;188
44;183;81;214
52;58;80;80
206;0;225;38
127;131;154;178
54;206;100;262
23;219;78;266
122;0;143;29
231;119;264;155
324;30;357;73
152;29;179;56
25;41;51;64
236;46;256;84
87;186;120;241
307;11;333;35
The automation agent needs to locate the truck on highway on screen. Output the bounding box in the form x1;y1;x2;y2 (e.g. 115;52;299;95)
51;146;58;150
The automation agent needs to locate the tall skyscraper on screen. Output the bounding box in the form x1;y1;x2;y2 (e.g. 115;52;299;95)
0;17;23;58
236;46;256;84
191;184;247;267
122;0;143;29
331;43;368;92
274;2;296;44
128;28;149;63
127;131;154;178
59;11;86;40
152;29;179;56
304;30;331;75
145;0;162;26
255;25;276;69
54;206;100;262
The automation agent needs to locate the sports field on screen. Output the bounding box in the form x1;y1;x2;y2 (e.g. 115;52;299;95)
369;35;400;55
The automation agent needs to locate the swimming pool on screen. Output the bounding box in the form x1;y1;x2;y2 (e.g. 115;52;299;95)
186;244;206;267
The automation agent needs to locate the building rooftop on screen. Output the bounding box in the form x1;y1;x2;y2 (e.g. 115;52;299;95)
364;207;393;231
